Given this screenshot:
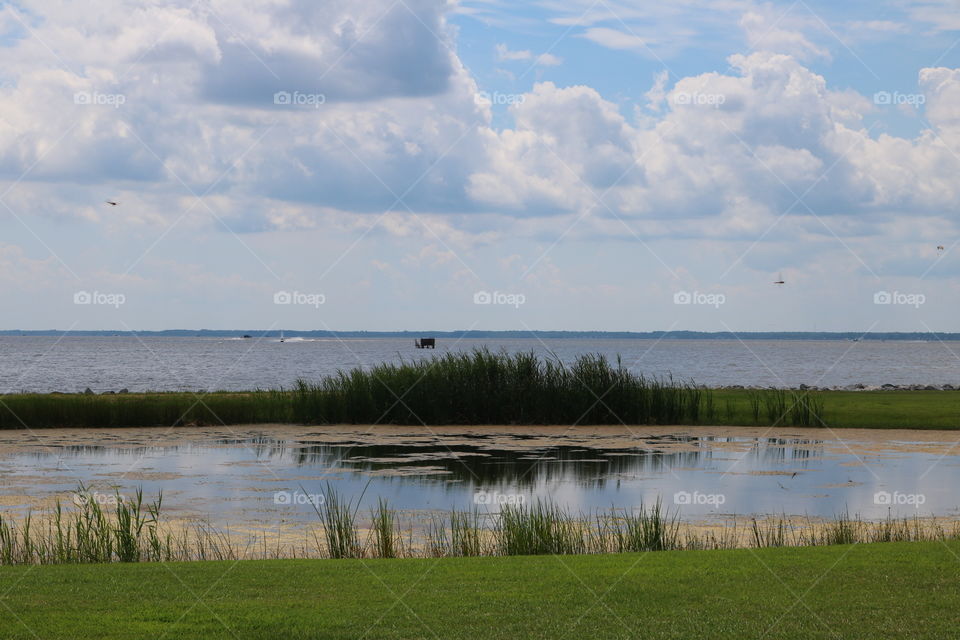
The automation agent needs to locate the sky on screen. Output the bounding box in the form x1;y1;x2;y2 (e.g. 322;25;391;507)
0;0;958;332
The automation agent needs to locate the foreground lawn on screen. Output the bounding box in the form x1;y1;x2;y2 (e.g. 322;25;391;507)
1;541;958;639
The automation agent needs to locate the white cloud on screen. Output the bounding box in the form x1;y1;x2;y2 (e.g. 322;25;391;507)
579;27;648;52
495;43;531;61
644;70;670;112
2;0;960;330
470;50;960;242
495;43;562;66
740;11;831;61
847;20;909;34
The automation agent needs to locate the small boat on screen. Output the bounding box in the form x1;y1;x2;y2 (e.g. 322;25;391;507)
415;338;435;349
280;330;284;343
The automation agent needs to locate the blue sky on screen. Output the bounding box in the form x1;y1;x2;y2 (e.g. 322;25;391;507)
0;0;958;332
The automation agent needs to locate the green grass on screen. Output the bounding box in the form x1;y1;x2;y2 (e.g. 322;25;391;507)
711;388;960;429
0;541;957;638
0;349;958;429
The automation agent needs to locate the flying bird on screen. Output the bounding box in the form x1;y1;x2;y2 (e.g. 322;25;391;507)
937;245;945;254
773;272;785;286
105;200;119;206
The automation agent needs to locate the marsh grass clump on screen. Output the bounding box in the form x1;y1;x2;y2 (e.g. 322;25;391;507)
495;500;588;556
4;488;960;565
450;510;485;557
0;485;173;564
312;484;364;559
751;517;793;548
612;500;681;552
294;349;713;427
0;350;843;429
821;513;860;546
370;498;402;559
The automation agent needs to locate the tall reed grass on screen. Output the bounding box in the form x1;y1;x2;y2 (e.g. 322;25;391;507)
293;350;710;426
2;487;956;565
0;350;829;428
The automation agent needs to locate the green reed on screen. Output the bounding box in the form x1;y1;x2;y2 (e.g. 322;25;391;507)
370;498;401;559
0;349;841;429
292;349;713;426
495;500;588;556
612;499;681;552
751;517;793;548
3;489;960;566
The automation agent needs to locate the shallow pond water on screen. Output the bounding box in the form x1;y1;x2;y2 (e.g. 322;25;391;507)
1;425;957;526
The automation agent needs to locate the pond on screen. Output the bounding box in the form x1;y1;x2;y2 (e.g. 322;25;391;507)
2;425;957;529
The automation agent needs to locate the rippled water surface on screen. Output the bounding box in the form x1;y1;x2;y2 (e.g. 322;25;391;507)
2;336;960;392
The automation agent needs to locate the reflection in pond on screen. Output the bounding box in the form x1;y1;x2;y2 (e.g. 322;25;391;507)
0;426;956;526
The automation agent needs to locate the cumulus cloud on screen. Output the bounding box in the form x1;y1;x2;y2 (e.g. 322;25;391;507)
469;50;960;243
2;0;960;332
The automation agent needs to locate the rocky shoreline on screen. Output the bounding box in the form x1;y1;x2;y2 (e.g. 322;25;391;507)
21;383;960;395
725;383;958;391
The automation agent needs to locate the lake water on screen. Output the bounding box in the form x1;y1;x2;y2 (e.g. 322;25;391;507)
1;336;959;392
2;426;957;526
3;337;958;534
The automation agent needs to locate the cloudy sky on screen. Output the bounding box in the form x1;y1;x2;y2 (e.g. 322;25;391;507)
0;0;958;332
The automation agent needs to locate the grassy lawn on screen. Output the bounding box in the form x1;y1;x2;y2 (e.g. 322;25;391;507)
1;541;958;638
713;389;960;429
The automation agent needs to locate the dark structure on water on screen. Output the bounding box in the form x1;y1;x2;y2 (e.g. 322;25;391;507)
415;338;435;349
